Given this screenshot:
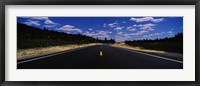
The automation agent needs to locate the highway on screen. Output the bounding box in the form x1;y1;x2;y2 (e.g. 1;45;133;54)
17;45;183;69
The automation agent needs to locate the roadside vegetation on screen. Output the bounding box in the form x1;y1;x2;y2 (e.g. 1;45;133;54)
17;23;115;59
17;43;99;60
112;43;183;59
17;23;115;49
124;33;183;54
112;43;165;53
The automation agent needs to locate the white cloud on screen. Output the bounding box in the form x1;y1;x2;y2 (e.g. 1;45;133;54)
115;31;134;42
130;17;164;23
129;29;137;31
83;30;112;39
57;25;82;33
130;17;153;22
84;31;99;36
117;32;123;35
144;32;165;37
103;23;107;27
115;32;136;42
127;26;132;29
136;30;148;35
44;20;58;28
23;20;40;26
89;28;93;31
127;26;136;31
108;22;118;28
20;17;49;20
122;30;148;38
153;33;161;35
130;30;148;36
108;22;124;31
167;31;173;35
20;17;60;27
94;35;110;39
116;30;152;42
133;24;137;27
115;36;128;42
151;18;164;23
167;31;173;34
96;30;112;35
124;24;155;36
44;19;56;24
124;23;156;36
44;25;57;28
137;23;155;31
114;27;123;31
143;32;166;39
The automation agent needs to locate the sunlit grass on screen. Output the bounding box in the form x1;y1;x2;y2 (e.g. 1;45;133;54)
111;43;183;59
17;43;99;60
111;43;165;53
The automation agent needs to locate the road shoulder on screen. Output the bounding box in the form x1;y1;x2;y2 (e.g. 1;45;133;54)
110;44;183;62
17;43;102;63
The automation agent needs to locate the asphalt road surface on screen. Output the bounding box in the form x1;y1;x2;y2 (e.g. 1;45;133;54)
17;45;183;69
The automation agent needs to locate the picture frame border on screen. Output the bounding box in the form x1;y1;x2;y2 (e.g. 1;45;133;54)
0;0;199;86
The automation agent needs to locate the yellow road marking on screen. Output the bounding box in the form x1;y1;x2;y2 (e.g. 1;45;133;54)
100;51;102;56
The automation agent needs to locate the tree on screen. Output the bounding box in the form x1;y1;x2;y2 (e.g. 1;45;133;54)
44;27;48;31
105;37;107;41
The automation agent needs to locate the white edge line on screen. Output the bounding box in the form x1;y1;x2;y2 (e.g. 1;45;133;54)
17;45;98;64
17;51;69;64
112;46;183;64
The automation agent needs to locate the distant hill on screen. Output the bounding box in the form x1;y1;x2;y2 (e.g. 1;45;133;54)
125;33;183;53
17;23;115;49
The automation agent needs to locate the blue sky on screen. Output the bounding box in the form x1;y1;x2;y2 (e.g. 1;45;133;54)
17;17;183;42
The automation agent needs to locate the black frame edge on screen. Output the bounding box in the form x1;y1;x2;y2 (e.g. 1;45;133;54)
1;81;198;86
195;1;200;85
0;0;5;85
1;0;200;5
0;0;199;86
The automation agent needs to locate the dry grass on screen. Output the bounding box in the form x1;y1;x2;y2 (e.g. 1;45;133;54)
17;43;99;60
111;43;183;58
111;43;165;53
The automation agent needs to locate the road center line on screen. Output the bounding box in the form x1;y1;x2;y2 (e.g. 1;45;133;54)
100;51;103;56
